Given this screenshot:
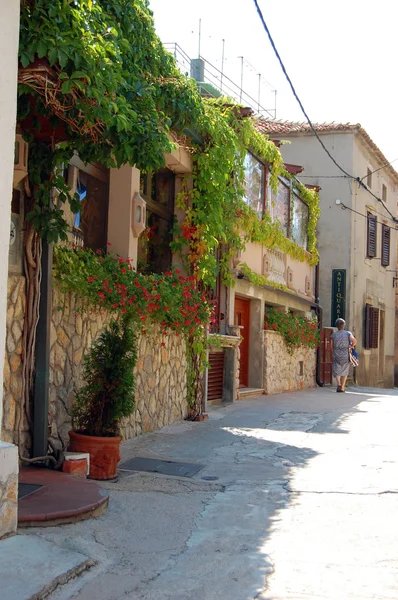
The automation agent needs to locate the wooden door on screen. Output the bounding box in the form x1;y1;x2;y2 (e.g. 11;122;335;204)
234;297;250;387
320;328;333;385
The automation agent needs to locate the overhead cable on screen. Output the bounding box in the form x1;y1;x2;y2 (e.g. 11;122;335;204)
251;0;398;223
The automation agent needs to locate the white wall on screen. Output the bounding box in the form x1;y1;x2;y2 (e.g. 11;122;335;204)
0;1;20;435
274;132;354;328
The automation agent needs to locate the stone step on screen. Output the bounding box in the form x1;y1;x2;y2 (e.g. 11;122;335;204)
238;388;265;399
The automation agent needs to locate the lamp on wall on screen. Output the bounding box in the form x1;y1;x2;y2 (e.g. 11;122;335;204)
131;192;146;237
13;129;28;188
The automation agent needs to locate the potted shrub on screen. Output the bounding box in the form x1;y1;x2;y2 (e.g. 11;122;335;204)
68;315;137;480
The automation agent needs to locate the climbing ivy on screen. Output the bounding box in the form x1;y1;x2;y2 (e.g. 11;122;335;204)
172;99;320;287
18;0;203;241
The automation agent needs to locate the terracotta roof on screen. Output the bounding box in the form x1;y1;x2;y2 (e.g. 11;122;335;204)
256;119;398;185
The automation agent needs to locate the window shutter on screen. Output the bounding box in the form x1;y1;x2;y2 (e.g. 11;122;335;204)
367;214;377;258
381;225;390;267
370;307;379;348
365;303;379;349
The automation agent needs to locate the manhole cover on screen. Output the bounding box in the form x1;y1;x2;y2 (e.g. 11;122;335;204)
18;483;43;500
119;457;205;478
201;476;219;481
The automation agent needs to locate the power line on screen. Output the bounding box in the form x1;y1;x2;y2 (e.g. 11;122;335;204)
251;0;398;223
360;157;398;182
299;175;349;179
339;202;397;232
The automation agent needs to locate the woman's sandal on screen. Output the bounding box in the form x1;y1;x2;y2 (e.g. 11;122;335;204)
336;386;341;392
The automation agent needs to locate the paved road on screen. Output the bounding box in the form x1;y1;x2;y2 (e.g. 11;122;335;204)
29;386;398;599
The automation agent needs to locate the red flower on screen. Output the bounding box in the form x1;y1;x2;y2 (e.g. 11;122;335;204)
107;242;112;246
87;276;94;283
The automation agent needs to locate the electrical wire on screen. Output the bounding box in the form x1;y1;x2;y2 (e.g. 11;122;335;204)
338;202;397;232
299;175;350;179
360;157;398;182
251;0;398;223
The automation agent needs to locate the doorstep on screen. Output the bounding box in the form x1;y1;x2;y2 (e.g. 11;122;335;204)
238;387;265;399
18;467;109;527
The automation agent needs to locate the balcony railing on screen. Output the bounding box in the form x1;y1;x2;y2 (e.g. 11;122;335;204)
164;43;276;119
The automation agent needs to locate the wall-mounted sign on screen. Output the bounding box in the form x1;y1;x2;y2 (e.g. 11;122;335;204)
331;269;346;326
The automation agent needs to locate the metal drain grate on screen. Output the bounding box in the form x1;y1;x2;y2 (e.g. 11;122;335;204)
18;483;43;500
119;457;205;478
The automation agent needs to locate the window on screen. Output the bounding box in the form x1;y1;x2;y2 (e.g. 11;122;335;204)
382;184;387;202
381;224;390;267
243;153;265;219
138;168;175;274
267;177;290;236
367;168;372;188
365;304;379;349
366;213;377;258
75;171;109;251
291;191;309;250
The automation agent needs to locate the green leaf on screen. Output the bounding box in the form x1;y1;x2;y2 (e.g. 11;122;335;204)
48;46;58;66
58;49;68;68
61;80;74;94
20;52;30;68
37;40;47;59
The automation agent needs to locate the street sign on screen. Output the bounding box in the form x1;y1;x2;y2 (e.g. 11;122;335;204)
331;269;346;326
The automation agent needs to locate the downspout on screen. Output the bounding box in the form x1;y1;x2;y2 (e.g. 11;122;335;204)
32;239;53;458
312;262;324;387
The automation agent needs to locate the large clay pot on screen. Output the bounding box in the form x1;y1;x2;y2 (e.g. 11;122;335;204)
68;430;121;480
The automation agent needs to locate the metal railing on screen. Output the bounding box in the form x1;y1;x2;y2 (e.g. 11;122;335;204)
164;43;276;118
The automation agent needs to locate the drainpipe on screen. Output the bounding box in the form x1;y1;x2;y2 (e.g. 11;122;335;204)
312;263;324;388
32;239;53;458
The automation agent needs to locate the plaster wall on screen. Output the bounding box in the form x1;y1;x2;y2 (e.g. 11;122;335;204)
0;0;20;539
273;132;354;328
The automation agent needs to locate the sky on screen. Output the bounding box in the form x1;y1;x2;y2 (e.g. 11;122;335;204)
149;0;398;166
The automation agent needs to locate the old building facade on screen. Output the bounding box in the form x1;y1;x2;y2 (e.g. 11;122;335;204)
257;121;398;388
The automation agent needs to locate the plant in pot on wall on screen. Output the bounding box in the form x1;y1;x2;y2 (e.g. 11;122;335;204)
68;315;137;480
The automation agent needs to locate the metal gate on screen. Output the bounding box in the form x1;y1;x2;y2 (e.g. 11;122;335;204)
320;328;333;385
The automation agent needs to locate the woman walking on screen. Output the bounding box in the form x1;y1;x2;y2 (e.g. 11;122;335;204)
330;318;356;393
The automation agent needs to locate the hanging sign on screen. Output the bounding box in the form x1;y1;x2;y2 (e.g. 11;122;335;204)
331;269;346;326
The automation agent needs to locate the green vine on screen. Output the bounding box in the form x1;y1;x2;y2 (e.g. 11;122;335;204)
19;0;203;241
172;100;320;287
239;263;292;295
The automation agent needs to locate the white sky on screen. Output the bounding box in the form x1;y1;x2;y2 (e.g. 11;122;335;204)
149;0;398;166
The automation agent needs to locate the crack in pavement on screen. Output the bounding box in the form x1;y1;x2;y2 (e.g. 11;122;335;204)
282;482;398;496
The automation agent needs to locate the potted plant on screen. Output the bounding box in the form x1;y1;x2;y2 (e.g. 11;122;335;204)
68;315;137;480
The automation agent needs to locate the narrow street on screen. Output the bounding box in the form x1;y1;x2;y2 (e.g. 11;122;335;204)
27;387;398;600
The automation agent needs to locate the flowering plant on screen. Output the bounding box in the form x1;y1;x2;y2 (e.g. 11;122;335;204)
264;308;320;355
53;245;212;339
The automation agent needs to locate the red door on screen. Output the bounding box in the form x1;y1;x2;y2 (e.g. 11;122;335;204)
320;328;333;385
234;297;250;387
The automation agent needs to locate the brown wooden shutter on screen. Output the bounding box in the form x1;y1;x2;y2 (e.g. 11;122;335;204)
367;214;377;258
381;225;390;267
207;351;225;401
365;304;379;349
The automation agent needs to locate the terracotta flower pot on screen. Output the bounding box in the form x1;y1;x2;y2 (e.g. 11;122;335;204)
68;430;121;480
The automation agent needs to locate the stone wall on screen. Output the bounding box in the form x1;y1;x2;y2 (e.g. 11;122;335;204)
49;289;188;451
3;275;26;448
3;276;189;454
263;330;316;395
0;443;18;539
